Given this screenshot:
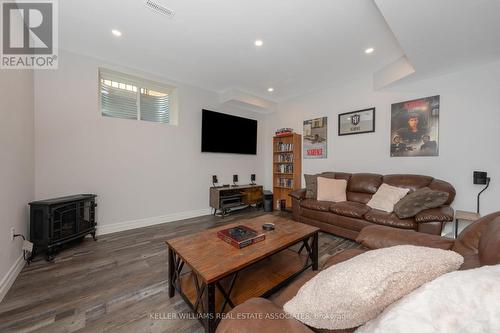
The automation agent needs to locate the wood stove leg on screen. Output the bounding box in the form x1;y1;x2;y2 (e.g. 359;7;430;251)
46;247;55;262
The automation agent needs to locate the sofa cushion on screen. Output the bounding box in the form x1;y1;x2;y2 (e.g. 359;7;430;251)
332;172;352;182
364;210;416;229
346;192;373;204
394;187;449;218
382;174;433;192
317;177;347;202
414;206;454;223
300;199;333;212
356;225;455;250
367;184;409;213
301;210;372;233
348;173;382;194
330;201;370;218
283;245;464;330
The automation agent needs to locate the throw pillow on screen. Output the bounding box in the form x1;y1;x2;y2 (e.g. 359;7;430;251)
356;264;500;333
283;245;463;330
394;187;449;219
304;174;319;199
304;173;338;199
316;177;347;202
367;183;409;213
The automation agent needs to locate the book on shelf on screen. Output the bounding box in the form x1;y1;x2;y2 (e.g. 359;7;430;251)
277;153;293;162
277;178;293;188
276;142;294;152
277;164;293;173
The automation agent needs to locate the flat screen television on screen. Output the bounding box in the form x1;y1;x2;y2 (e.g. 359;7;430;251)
201;109;257;154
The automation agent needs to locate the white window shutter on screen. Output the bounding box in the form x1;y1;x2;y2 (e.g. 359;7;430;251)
99;68;175;124
140;89;170;123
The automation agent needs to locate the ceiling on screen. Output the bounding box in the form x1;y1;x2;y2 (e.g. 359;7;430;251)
60;0;404;102
375;0;500;81
60;0;500;104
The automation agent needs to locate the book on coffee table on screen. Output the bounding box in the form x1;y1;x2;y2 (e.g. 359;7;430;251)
217;225;265;249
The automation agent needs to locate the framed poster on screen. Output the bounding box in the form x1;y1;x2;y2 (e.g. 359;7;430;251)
303;117;327;159
390;95;439;157
338;108;375;136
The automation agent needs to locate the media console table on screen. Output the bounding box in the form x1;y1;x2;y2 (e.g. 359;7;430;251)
209;185;263;216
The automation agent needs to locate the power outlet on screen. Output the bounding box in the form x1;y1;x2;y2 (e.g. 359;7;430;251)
10;227;15;241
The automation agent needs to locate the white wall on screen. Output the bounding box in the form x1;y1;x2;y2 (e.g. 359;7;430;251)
0;70;34;301
265;60;500;215
34;51;267;233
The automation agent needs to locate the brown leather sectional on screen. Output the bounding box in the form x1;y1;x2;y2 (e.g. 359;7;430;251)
217;212;500;333
290;173;456;239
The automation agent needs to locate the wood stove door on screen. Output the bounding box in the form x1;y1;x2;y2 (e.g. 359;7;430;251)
50;203;78;241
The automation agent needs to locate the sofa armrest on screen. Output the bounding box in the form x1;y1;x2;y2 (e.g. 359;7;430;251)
289;188;306;200
216;298;314;333
356;225;455;250
323;248;367;269
415;206;454;223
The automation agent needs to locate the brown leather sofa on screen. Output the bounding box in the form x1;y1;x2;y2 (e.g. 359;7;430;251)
217;211;500;333
290;173;456;239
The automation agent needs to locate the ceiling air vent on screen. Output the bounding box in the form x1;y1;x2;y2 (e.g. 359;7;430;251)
145;0;175;18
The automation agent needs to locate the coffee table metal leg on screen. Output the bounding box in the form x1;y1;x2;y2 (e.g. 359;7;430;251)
206;283;216;333
168;247;175;297
312;233;319;271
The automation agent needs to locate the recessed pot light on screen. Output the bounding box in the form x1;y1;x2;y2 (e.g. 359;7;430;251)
254;39;263;47
365;47;374;54
267;87;274;92
111;29;122;37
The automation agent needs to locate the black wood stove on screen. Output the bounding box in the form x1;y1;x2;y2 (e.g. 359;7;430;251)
29;194;97;261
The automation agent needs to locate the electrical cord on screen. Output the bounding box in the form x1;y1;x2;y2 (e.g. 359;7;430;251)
13;234;32;264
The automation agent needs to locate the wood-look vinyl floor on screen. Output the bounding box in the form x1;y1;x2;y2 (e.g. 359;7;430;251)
0;210;359;333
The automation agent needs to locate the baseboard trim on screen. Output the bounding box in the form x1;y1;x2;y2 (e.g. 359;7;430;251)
97;208;212;235
0;255;25;303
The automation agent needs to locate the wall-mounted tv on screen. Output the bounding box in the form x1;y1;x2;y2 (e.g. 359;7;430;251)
201;109;257;155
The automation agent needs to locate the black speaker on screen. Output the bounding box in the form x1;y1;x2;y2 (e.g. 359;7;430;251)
251;174;256;182
473;171;487;185
212;175;218;184
233;174;238;184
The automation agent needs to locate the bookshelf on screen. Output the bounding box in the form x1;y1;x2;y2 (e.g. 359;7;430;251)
273;133;302;210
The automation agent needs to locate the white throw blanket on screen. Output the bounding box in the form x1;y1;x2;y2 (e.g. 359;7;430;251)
356;264;500;333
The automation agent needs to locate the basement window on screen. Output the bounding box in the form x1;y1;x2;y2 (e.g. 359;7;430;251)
99;68;178;125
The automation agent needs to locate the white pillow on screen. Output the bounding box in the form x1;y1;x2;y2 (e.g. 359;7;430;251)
367;183;409;213
316;177;347;202
283;245;463;330
356;264;500;333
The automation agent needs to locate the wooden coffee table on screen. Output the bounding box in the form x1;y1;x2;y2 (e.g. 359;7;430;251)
166;215;319;333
